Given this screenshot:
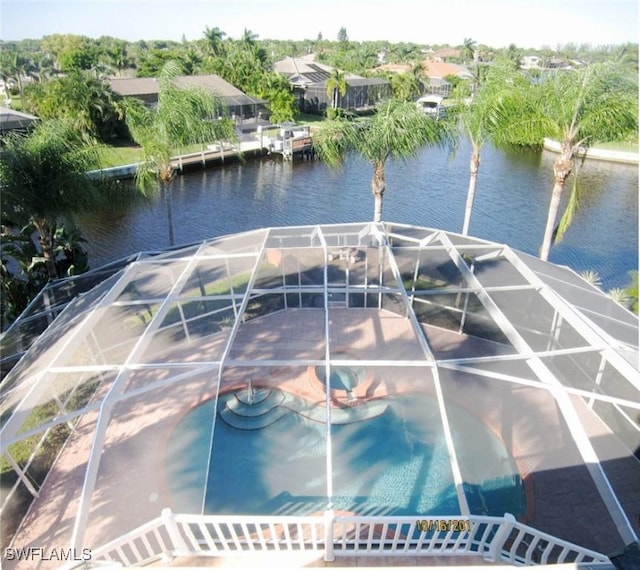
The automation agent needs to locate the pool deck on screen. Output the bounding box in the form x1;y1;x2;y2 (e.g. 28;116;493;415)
160;552;500;567
4;308;638;569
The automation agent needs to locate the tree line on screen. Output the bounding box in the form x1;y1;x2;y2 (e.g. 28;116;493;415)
2;31;637;79
2;30;638;115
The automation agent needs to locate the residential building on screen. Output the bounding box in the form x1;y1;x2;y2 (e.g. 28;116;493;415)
107;74;269;122
274;56;392;114
374;60;473;98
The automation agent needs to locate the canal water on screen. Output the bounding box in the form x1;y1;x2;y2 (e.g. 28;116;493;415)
79;138;638;290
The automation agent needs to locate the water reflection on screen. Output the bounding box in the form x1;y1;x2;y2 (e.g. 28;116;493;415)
78;142;638;290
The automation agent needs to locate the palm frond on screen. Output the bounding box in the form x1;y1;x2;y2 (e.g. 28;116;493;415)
554;170;580;243
1;118;102;221
607;288;629;305
312;118;358;166
579;269;602;288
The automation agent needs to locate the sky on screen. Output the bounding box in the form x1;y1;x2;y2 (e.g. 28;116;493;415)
1;0;638;49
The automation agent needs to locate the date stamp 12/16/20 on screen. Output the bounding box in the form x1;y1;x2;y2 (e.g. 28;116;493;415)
415;519;472;532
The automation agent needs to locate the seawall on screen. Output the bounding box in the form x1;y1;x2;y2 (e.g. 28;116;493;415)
543;138;638;165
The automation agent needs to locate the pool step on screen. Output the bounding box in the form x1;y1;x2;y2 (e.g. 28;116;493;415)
219;405;289;430
225;389;285;417
218;389;288;429
235;387;272;405
218;389;390;430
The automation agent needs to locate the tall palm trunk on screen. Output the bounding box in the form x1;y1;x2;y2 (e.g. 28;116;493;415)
539;147;573;261
372;161;386;223
163;185;176;246
16;74;25;108
160;162;176;246
462;146;481;235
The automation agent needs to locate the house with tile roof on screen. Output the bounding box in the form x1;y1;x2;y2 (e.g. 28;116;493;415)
373;60;473;98
429;47;463;61
274;56;392;115
421;60;473;80
421;60;473;96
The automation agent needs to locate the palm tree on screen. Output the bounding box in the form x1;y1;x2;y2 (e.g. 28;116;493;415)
314;100;454;222
107;42;134;77
411;62;425;85
180;47;203;75
390;72;422;102
118;61;236;243
462;37;482;90
31;52;56;83
455;61;520;235
240;28;259;48
0;119;102;280
613;43;638;73
203;26;226;57
210;35;268;95
463;38;477;66
493;63;638;260
504;44;522;70
4;52;36;107
120;61;235;190
325;68;347;111
25;71;117;142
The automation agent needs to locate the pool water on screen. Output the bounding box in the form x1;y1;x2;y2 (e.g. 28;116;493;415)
165;393;525;518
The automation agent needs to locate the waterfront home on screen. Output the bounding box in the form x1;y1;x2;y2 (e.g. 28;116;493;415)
108;74;269;123
274;56;392;115
375;60;473;97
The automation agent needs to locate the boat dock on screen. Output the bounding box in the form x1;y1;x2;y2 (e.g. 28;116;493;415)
188;124;315;164
179;125;315;164
262;125;315;160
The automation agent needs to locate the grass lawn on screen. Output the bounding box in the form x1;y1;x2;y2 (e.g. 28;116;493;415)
295;112;326;125
97;142;230;169
98;144;142;167
593;141;639;153
97;143;219;168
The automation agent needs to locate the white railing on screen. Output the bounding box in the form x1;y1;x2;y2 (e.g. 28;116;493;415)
496;517;611;566
65;510;611;568
330;514;610;565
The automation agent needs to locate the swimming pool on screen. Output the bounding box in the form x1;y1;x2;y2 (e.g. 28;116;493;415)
165;392;525;518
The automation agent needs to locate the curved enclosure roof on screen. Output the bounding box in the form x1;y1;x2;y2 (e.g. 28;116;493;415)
1;222;638;557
